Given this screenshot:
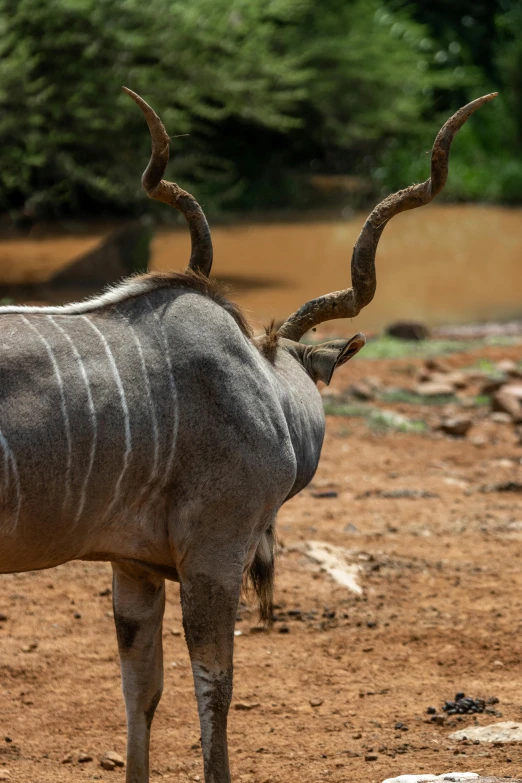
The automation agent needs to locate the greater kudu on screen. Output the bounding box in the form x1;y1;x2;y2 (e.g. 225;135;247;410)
0;89;495;783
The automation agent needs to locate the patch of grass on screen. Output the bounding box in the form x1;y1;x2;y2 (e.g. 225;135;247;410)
358;336;479;360
306;334;522;361
368;410;427;434
323;399;427;434
323;402;369;417
379;388;457;406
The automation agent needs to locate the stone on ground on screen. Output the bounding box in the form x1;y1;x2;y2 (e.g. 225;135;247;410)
450;721;522;742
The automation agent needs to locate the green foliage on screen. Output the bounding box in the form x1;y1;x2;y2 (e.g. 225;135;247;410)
1;0;522;217
0;0;311;216
378;389;457;405
355;334;521;361
323;399;427;434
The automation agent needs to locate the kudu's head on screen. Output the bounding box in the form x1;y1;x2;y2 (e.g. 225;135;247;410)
123;87;496;385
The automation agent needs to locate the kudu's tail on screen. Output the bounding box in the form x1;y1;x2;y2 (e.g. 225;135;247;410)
246;524;276;627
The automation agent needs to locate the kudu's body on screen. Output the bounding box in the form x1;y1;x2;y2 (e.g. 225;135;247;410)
0;88;496;783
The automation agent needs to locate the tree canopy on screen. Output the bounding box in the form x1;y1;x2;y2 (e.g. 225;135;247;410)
0;0;520;219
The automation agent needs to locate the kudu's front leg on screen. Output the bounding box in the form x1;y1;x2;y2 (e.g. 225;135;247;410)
112;563;165;783
181;565;242;783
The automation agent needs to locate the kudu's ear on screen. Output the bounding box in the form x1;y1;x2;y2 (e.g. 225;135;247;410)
308;333;366;386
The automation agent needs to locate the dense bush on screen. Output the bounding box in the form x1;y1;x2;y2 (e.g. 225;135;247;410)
0;0;520;218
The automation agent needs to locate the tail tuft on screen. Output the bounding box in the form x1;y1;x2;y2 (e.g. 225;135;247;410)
246;525;276;626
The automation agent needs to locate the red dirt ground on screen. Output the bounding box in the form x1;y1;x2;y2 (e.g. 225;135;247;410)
2;343;522;783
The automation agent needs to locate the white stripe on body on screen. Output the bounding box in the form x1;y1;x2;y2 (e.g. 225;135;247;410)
20;315;73;512
0;429;21;525
47;317;98;523
81;316;132;519
144;300;179;485
115;308;160;497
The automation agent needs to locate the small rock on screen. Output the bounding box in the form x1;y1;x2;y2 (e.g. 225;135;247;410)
492;384;522;422
61;754;74;764
450;721;522;742
21;641;38;653
435;417;472;437
78;752;93;763
426;706;437;715
100;751;125;770
170;628;182;636
310;490;338;499
234;702;260;711
386;321;430;341
99;588;111;597
470;435;487;448
414;382;455;397
0;613;7;622
358;488;438;500
496;359;520;375
382;774;479;783
490;411;512;424
278;625;290;634
481;481;522;493
343;523;360;534
425;357;451;373
365;753;378;761
73;611;82;619
348;381;374;401
309;698;323;708
0;771;10;781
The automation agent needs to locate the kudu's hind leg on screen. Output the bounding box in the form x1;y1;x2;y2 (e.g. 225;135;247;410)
112;563;165;783
181;565;242;783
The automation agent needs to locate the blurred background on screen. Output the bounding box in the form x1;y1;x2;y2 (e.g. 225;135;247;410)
0;0;521;332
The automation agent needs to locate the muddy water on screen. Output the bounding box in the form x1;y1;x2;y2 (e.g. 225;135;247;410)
1;205;521;332
154;204;522;333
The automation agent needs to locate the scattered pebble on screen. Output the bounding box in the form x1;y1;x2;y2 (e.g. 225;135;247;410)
78;752;93;763
73;611;82;619
0;613;7;622
310;490;338;499
21;641;38;653
365;753;378;761
436;416;472;437
100;751;125;770
234;702;260;711
309;698;323;708
481;481;522;493
382;774;478;783
358;489;438;500
61;753;73;764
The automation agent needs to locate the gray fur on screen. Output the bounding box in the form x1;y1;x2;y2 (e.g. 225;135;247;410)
0;272;364;783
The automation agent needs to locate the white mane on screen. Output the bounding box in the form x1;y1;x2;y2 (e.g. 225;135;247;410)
0;276;159;316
